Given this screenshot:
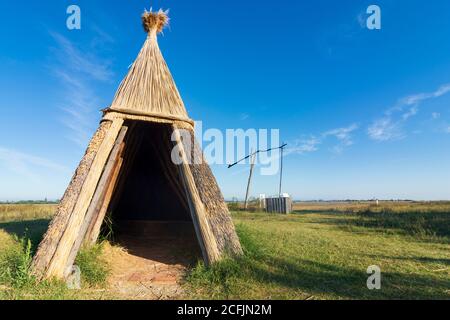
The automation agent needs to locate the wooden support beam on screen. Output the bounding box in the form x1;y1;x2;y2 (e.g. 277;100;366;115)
64;126;128;276
44;119;124;279
31;121;112;278
172;126;221;265
85;146;124;246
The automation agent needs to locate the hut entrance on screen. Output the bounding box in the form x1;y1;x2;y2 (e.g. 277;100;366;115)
101;121;201;283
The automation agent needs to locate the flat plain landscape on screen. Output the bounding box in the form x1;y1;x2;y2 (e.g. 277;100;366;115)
0;201;449;300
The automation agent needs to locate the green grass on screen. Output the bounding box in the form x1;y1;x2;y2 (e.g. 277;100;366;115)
0;232;69;300
0;205;111;300
0;203;449;300
0;237;112;300
75;244;110;287
186;210;450;300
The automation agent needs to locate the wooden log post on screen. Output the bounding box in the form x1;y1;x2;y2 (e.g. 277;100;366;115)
84;143;125;246
172;126;221;265
184;128;243;257
63;126;128;277
31;121;112;278
44;119;124;279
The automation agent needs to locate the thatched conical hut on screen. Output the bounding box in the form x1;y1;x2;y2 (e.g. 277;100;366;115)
32;10;242;280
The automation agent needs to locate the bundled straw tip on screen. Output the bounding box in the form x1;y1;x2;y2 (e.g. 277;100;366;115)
142;8;169;33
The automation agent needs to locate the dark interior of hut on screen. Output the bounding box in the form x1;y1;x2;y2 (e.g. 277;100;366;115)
100;121;202;264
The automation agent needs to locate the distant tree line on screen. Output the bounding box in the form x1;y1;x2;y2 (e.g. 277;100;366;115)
0;199;60;205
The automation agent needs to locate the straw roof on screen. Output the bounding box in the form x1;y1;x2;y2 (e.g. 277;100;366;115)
107;10;190;124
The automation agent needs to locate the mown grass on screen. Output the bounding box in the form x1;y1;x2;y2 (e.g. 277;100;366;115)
0;203;449;300
186;208;450;300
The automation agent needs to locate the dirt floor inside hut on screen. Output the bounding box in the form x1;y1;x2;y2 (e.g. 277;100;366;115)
101;221;201;300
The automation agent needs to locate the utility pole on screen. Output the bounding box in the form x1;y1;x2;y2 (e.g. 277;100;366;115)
244;151;257;210
279;143;285;197
228;144;287;210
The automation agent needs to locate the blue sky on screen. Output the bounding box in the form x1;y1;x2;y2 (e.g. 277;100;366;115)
1;0;450;201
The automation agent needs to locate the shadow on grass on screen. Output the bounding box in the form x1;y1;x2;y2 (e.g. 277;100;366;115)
248;256;450;300
0;219;50;252
242;223;450;300
364;254;450;266
188;224;450;300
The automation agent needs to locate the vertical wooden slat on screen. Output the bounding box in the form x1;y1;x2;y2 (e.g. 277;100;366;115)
85;151;124;246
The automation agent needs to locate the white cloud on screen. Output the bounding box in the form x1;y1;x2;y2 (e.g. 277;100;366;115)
239;113;250;121
0;147;69;181
323;123;359;153
55;69;100;147
287;137;321;156
402;106;418;120
50;32;113;81
369;83;450;141
397;93;428;109
392;84;450;113
323;124;358;145
433;84;450;97
432;112;441;119
90;24;116;48
49;32;114;147
288;123;359;156
368;118;404;141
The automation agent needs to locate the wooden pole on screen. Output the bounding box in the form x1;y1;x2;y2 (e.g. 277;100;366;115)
279;144;284;197
85;152;124;246
44;119;124;279
31;121;112;278
244;151;256;210
172;126;221;265
64;127;128;276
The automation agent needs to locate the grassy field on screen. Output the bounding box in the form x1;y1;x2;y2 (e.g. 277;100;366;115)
0;202;449;300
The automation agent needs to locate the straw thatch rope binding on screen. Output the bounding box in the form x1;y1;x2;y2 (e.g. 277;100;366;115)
103;108;194;128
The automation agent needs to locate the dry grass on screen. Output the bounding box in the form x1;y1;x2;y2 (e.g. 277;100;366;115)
0;204;56;223
293;201;450;214
142;9;169;33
